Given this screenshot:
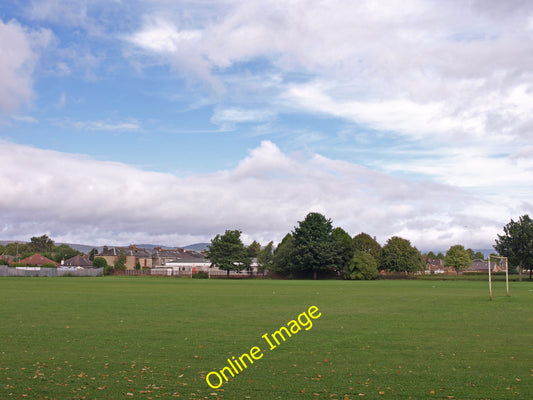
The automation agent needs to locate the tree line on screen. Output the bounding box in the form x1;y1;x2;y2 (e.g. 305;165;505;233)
0;235;82;265
207;212;533;280
2;214;531;280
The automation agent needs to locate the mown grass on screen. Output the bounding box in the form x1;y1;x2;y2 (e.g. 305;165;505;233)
0;277;532;399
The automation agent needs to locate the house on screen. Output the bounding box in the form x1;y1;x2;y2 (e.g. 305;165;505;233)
152;247;206;266
466;259;502;273
99;245;153;270
19;254;58;266
63;255;93;268
425;258;445;274
152;247;211;272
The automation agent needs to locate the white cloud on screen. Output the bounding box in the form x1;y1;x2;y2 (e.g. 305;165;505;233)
54;118;142;132
125;1;533;151
0;19;52;112
12;115;38;124
210;107;275;130
0;140;517;250
129;18;202;53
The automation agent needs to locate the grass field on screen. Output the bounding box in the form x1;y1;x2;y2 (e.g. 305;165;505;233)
0;277;532;399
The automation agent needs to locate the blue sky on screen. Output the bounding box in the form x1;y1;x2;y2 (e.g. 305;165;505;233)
1;0;533;250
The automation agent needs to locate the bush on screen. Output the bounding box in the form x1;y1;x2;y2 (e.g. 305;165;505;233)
93;257;113;275
192;271;209;279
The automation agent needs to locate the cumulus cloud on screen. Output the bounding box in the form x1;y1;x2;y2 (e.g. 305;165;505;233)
0;19;52;112
0;140;515;249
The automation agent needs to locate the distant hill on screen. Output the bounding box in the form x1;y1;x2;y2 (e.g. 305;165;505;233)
0;240;210;254
121;243;209;252
136;244;177;250
182;243;210;252
0;240;27;245
59;243;101;253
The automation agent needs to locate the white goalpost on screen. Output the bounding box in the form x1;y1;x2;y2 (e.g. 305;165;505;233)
487;255;509;301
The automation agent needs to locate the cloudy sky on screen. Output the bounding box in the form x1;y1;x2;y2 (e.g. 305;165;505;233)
1;0;532;251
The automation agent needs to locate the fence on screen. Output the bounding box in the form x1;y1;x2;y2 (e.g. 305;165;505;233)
0;265;104;277
112;269;151;276
110;268;268;278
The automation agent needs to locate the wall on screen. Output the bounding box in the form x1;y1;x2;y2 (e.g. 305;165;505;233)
0;266;104;277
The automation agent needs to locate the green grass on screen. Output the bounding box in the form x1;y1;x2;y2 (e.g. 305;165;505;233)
0;278;532;399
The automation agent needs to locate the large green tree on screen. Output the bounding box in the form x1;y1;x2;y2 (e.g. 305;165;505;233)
381;236;424;273
353;232;382;264
30;235;55;253
247;240;261;259
271;234;294;274
257;241;274;275
332;227;355;275
445;245;472;274
291;212;341;279
206;230;251;276
52;244;82;263
494;215;533;281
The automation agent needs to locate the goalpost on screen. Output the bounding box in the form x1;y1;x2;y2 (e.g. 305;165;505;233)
487;255;509;301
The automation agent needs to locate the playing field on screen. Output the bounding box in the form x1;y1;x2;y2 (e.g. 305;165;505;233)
0;277;532;399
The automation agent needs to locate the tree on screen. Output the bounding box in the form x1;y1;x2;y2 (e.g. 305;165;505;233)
30;235;55;253
332;227;355;274
257;241;274;275
206;230;251;276
494;215;533;281
436;252;445;259
93;257;112;275
345;251;378;280
114;250;127;271
271;234;294;274
427;251;437;259
445;245;472;274
88;248;98;261
291;212;340;279
246;240;261;275
473;251;485;260
52;244;81;263
381;236;424;273
247;240;261;258
353;233;382;264
1;242;29;260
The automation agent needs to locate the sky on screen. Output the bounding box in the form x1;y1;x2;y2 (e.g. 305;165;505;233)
1;0;533;251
